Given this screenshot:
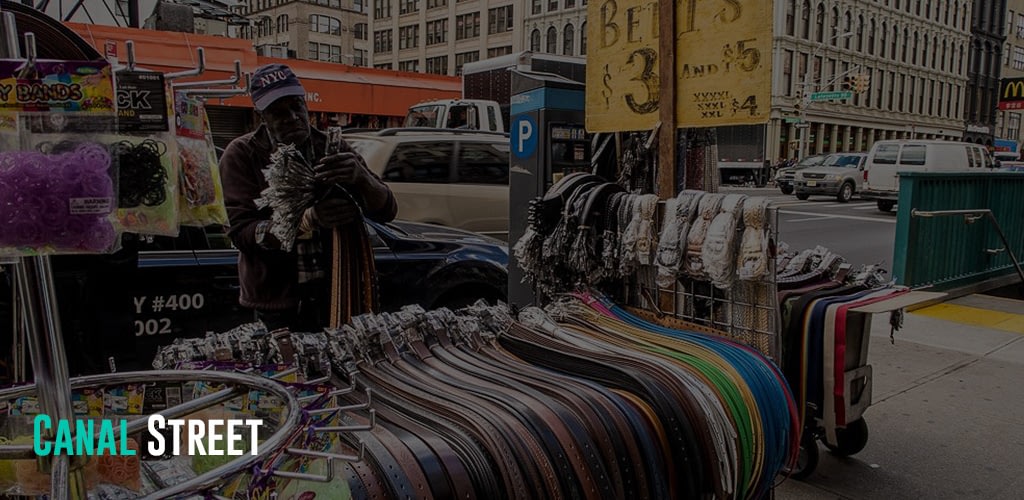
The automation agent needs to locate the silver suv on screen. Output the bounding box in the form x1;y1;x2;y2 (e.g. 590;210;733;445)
794;153;868;203
775;154;828;194
344;128;510;240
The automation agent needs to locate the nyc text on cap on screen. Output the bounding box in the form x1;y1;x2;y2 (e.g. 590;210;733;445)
250;64;306;111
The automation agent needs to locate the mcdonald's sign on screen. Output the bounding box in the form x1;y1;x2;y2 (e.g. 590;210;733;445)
999;78;1024;110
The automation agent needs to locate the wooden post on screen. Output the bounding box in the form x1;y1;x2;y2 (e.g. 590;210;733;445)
657;0;677;313
657;0;677;199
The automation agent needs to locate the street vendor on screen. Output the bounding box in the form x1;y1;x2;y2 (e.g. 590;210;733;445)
219;63;397;331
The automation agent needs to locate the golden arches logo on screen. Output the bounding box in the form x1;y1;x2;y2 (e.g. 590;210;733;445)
1003;80;1024;99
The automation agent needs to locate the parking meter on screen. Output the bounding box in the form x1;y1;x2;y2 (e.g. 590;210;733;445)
507;70;589;308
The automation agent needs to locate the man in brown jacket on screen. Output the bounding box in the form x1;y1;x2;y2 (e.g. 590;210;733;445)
219;64;397;330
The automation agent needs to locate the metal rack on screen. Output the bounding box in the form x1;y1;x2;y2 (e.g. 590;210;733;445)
0;15;362;497
627;204;782;361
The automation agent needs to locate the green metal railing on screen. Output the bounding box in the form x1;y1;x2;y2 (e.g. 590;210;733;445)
893;172;1024;290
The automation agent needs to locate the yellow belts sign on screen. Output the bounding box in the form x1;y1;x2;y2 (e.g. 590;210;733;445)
585;0;773;132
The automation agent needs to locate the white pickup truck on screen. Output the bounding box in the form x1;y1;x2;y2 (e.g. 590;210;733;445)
404;99;505;133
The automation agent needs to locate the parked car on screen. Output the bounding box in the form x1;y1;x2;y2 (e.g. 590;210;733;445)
793;153;868;202
345;128;510;240
0;221;508;377
775;154;828;194
861;140;996;212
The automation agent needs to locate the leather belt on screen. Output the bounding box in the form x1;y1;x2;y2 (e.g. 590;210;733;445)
405;337;613;500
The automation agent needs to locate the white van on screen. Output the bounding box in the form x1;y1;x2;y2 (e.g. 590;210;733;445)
860;140;995;212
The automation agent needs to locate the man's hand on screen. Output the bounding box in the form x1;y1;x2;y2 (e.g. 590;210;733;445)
315;152;368;187
312;196;360;228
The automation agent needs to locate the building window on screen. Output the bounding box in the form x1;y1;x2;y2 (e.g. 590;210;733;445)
783;50;792;95
546;26;557;53
455;50;479;74
843;12;851;49
308;0;342;6
456;13;480;40
375;63;393;70
800;0;810;39
309;14;341;35
426;19;447;45
399;0;418;15
566;0;575;7
398;59;419;71
374;29;393;53
1009;113;1021;139
354;48;367;66
257;17;271;37
1014;46;1024;70
488;46;513;58
563;24;574;55
548;0;558;12
399;25;419;49
354;0;365;12
354;23;368;40
488;5;514;35
580;22;586;54
427;0;447;6
785;1;793;37
892;25;899;59
814;4;824;43
426;55;448;74
532;0;542;15
1017;13;1024;38
867;19;875;55
530;29;541;51
374;0;392;19
276;14;289;32
308;42;342;63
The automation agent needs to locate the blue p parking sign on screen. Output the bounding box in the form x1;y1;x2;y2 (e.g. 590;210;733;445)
512;115;537;159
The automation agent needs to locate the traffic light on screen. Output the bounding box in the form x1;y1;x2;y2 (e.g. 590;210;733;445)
794;91;803;111
855;74;870;93
842;76;854;91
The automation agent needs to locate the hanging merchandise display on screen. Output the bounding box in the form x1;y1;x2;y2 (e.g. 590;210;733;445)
110;70;179;237
0;59;121;256
152;299;799;500
174;91;228;227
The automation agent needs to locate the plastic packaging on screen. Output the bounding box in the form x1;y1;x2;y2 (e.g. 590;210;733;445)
174;92;228;227
0;59;121;256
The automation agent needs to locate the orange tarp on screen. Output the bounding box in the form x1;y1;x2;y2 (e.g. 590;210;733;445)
66;23;461;116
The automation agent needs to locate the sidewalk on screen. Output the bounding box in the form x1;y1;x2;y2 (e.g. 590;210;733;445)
776;292;1024;499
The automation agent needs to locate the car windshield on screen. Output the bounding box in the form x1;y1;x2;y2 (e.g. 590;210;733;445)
823;155;863;168
404;105;444;128
795;155;827;168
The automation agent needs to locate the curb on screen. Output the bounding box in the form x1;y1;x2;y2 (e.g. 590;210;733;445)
906;273;1023;312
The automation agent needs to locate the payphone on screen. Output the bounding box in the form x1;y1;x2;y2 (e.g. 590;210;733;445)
507;70;589;308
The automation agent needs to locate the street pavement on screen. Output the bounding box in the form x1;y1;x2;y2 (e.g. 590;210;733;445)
774;291;1024;499
721;185;897;268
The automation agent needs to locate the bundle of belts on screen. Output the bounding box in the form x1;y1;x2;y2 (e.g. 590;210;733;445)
773;253;908;448
155;297;800;499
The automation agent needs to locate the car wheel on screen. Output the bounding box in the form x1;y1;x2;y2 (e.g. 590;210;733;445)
780;185;794;195
837;182;854;203
877;200;895;212
824;418;869;457
796;193;810;200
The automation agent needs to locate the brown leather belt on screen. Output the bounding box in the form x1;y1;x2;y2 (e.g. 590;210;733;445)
403;337;613;500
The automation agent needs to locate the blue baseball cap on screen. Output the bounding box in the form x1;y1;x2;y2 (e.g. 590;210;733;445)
249;63;306;111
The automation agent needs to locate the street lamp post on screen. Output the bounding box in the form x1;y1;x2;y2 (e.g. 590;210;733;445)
797;32;854;160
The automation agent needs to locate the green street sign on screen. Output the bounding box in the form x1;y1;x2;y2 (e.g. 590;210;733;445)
784;117;805;123
810;91;853;102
